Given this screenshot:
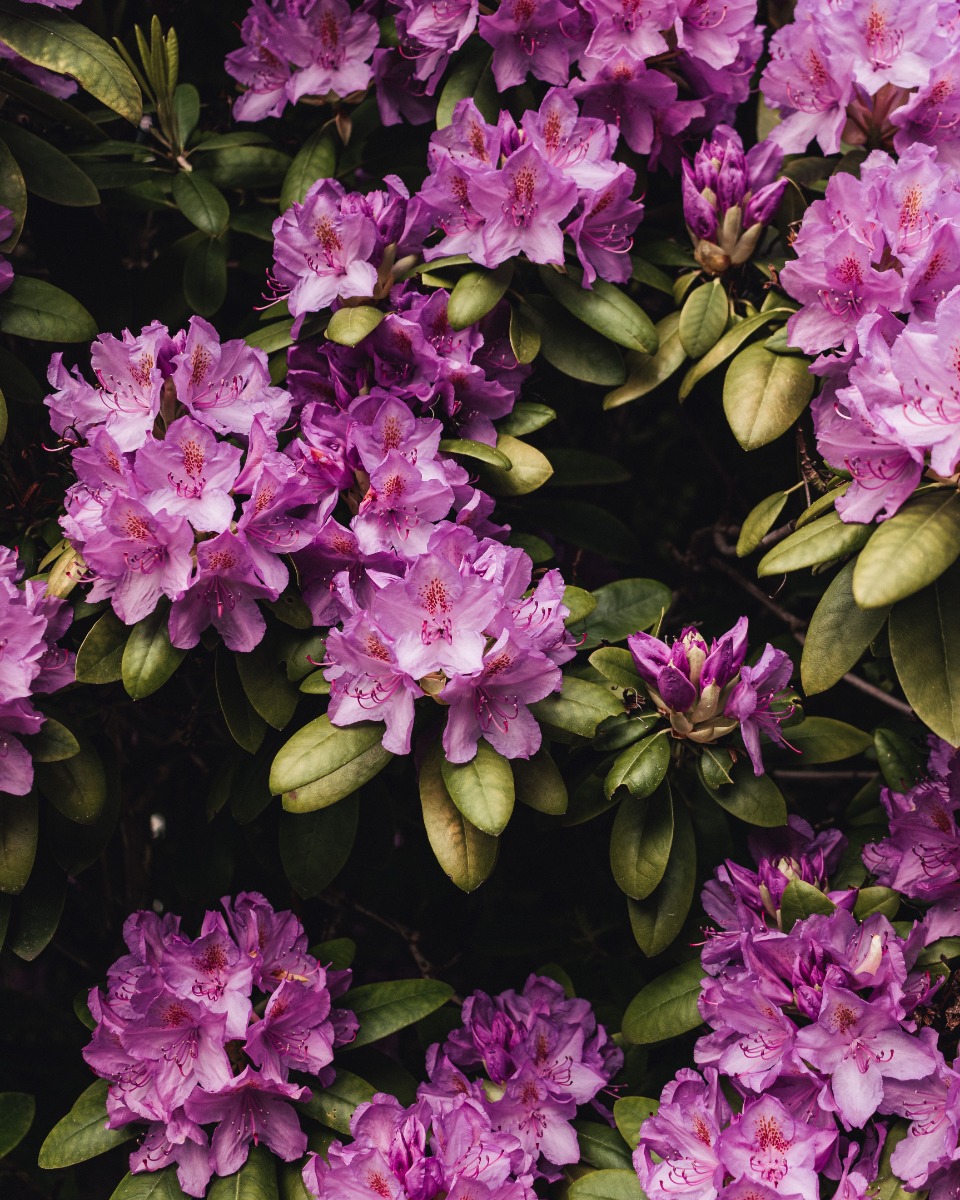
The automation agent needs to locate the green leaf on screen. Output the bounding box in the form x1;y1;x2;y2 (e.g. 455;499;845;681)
678;278;728;359
572;1121;634;1171
568;1170;642;1200
889;564;960;744
580;578;672;649
0;793;37;895
508;304;541;365
736;491;789;557
441;742;515;836
853;490;960;608
758;512;872;576
854;886;900;921
522;499;640;563
343;978;455;1049
0;276;96;342
24;717;79;764
795;483;849;528
216;648;266;755
872;1122;914;1200
700;745;735;788
564;586;598;625
780;879;836;931
75;610;128;683
594;713;660;752
609;782;674;898
512;750;568;815
108;1168;186;1200
874;728;924;792
38;1080;131;1169
325;306;384;347
280;128;336;211
498;400;554;437
279;796;359;899
195;146;292;188
0;138;25;252
447;262;513;330
723;343;814;450
588;649;643;692
0;4;141;123
525;297;625;387
698;758;787;827
208;1144;278;1200
679;309;792;400
438;438;512;470
622;958;703;1044
311;937;356;970
605;733;670;801
603;312;685;408
172;170;229;236
0;120;98;206
628;800;696;957
35;739;107;825
786;716;873;764
419;741;498;892
271;715;392;809
613;1097;658;1150
801;560;890;695
245;319;295;355
172;83;200;148
48;762;120;876
122;605;186;700
545;449;630;487
183;234;227;317
436;47;496;127
475;435;552;496
530;677;624;740
538;264;658;353
6;853;64;960
236;635;300;730
299;1069;376;1135
0;1091;35;1158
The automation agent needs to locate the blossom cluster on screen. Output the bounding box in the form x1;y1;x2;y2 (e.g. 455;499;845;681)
635;740;960;1200
779;144;960;523
627;617;795;775
0;546;74;796
302;974;622;1200
761;0;960;164
83;893;357;1198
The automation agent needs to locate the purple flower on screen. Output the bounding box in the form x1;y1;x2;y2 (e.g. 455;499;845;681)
634;1067;729;1200
478;0;584;90
281;0;379;104
718;1093;835;1195
724;645;796;776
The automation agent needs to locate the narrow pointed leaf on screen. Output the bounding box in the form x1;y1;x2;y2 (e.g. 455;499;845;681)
801;559;890;695
172;170;230;236
610;782;674;898
678;278;728;358
628;800;696;956
539;264;658;353
38;1080;131;1168
736;491;789;557
342;978;455;1048
603;312;685;408
622;958;703;1043
758;512;872;576
889;564;960;744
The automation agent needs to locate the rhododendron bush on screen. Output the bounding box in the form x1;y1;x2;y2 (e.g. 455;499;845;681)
1;0;959;1198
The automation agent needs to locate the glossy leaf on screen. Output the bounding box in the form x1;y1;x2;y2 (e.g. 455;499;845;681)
613;1097;658;1150
539;264;658;353
545;449;630;487
195;146;292;188
172;170;230;236
25;718;79;764
183;234;227;317
299;1069;376;1135
497;401;555;437
436;48;496;126
588;648;643;690
604;733;670;801
438;438;512;470
874;728;924;792
512;750;568;815
531;677;624;740
0;137;26;251
38;1080;131;1168
522;499;640;563
780;879;836;931
853;490;960;608
698;759;787;827
279;795;359;899
801;560;890;695
448;262;513;330
525;297;626;386
679;308;791;399
343;977;455;1049
271;716;392;811
325;306;385;347
0;793;37;895
122;605;186;700
441;742;515;836
628;800;696;956
889;565;960;744
573;1123;634;1171
0;276;96;342
0;5;141;123
785;717;873;764
508;304;541;365
723;343;814;450
736;491;789;557
207;1144;278;1200
622;958;703;1044
0;1091;35;1158
108;1169;185;1200
580;578;671;648
216;648;266;755
678;278;728;358
475;435;552;496
236;635;300;730
280;128;336;210
0;120;98;207
758;512;872;576
35;739;107;825
603;312;685;408
75;611;128;684
854;886;900;921
564;586;598;625
6;854;65;960
419;741;497;892
609;782;674;899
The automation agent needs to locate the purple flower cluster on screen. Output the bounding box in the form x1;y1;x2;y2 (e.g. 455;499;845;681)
225;0;379;122
422;975;623;1178
83;894;357;1197
681;127;788;275
46;317;325;652
636;810;960;1200
780;145;960;522
627;617;795;775
0;546;74;796
760;0;960;162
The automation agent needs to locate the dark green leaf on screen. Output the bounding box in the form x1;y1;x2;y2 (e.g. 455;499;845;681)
0;5;141;123
195;146;292;188
854;886;900;921
678;278;728;359
35;739;107;825
522;499;640;563
447;262;513;330
512;750;568;815
508;304;541;365
758;512;872;576
698;758;787;827
603;312;685;408
419;741;497;892
874;728;924;792
736;491;789;557
524;297;625;386
605;733;670;801
780;879;836;931
588;648;643;690
436;47;496;127
38;1080;131;1168
853;490;960;608
568;1170;642;1200
280;128;336;211
538;264;658;353
622;958;703;1044
280;797;360;898
723;343;814;450
441;742;515;836
609;782;674;898
438;438;512;470
108;1168;185;1200
679;309;792;400
183;234;227;317
299;1069;376;1135
48;761;120;876
0;276;96;342
75;610;128;683
245;319;295;355
236;635;300;730
24;717;79;764
475;435;552;496
700;746;735;788
311;937;356;970
6;853;64;960
784;716;872;764
580;579;672;648
172;83;200;148
325;306;384;346
216;648;266;755
172;170;230;236
628;800;696;956
343;977;455;1049
0;1091;35;1158
801;560;890;695
122;605;186;700
0;139;26;251
613;1097;658;1150
271;715;392;808
572;1121;634;1170
207;1144;278;1200
544;449;630;487
890;564;960;744
0;120;98;206
531;677;624;740
0;794;37;896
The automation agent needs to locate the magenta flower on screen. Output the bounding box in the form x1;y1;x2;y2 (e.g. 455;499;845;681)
634;1068;729;1200
719;1094;834;1194
724;645;796;776
135;415;242;534
470;144;578;266
281;0;379;103
478;0;583;90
